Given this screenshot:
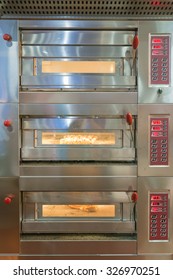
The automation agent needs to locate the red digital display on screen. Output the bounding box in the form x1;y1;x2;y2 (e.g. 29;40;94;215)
151;207;163;212
152;126;162;131
151;132;163;137
151;202;162;206
152;38;162;43
152;45;163;49
151;195;162;200
152;50;163;55
151;120;162;125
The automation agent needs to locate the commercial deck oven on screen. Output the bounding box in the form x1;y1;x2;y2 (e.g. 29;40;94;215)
0;0;173;259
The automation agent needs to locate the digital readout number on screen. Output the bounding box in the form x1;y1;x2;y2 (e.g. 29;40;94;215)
106;267;160;276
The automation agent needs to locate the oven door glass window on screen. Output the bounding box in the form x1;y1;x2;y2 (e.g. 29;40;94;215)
40;131;116;146
42;205;116;218
42;60;116;74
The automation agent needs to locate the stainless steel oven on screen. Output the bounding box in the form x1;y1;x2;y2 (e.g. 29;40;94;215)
1;0;173;259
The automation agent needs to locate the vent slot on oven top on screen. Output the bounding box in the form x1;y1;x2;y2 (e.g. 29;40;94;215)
1;0;173;18
20;28;137;91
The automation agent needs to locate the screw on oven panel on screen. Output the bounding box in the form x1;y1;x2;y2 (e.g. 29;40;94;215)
157;88;163;95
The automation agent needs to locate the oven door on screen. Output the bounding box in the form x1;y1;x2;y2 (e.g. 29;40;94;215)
22;191;136;233
21;117;136;161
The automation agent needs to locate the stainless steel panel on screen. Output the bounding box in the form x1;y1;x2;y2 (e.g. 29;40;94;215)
0;103;19;177
22;117;134;130
22;46;132;58
19;91;138;104
0;178;19;253
21;75;136;89
19;20;138;30
23;191;133;204
20;239;137;255
20;176;137;192
22;30;135;45
22;221;135;234
138;21;173;104
138;177;173;254
21;147;135;161
0;20;18;102
20;163;137;177
19;103;137;116
138;104;173;176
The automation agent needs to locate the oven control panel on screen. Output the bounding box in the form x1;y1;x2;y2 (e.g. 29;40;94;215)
149;193;169;241
149;34;170;86
150;117;169;166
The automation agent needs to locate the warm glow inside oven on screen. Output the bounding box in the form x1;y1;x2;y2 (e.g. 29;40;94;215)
41;132;116;145
42;205;116;217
